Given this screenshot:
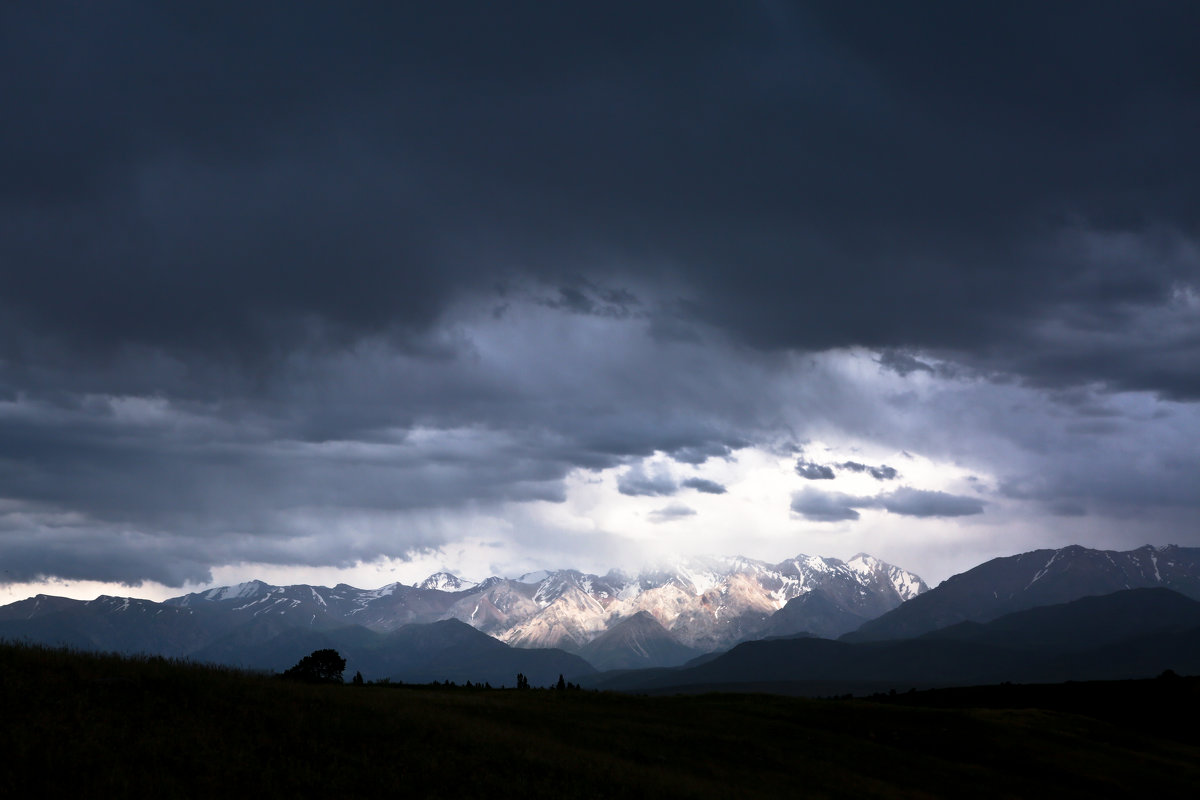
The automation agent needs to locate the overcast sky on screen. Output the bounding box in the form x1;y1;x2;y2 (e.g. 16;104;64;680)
3;2;1199;602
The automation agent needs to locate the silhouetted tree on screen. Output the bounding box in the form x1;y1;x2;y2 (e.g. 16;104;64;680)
516;672;529;690
556;674;566;691
352;670;364;686
281;649;346;683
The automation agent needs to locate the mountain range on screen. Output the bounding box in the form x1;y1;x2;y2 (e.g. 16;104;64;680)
0;551;924;676
844;544;1200;642
585;587;1200;695
4;544;1198;691
583;543;1200;695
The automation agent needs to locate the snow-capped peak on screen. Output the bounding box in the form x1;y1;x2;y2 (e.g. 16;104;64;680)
415;572;478;592
846;553;927;601
516;569;552;584
200;580;271;602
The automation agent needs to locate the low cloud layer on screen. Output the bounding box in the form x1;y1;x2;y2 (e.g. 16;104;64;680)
839;462;899;481
791;486;986;523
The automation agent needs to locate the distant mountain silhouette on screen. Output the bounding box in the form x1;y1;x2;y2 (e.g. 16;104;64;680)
0;595;225;657
0;594;85;621
919;587;1200;653
755;590;870;639
844;544;1200;642
585;588;1200;695
196;617;593;687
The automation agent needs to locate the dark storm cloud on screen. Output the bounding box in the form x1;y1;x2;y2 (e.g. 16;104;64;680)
795;460;836;480
1;1;1196;395
540;283;642;319
876;352;935;378
872;488;985;519
617;464;678;497
681;477;727;495
669;443;737;466
839;462;899;481
790;488;860;522
791;486;985;523
2;2;1199;586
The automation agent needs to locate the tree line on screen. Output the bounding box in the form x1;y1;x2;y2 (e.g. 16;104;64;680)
281;650;584;690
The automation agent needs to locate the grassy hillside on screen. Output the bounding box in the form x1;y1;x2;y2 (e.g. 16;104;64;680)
3;642;1198;798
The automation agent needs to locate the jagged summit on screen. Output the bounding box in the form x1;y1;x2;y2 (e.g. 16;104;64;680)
845;553;928;601
481;552;928;650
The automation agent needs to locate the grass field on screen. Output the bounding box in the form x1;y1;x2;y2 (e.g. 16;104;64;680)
2;641;1197;798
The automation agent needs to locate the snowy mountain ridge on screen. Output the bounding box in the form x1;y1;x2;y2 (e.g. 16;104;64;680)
429;552;928;650
415;572;479;592
11;545;1200;676
2;551;927;659
155;551;928;651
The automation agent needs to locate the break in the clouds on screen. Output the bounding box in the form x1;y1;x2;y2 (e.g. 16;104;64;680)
1;2;1199;597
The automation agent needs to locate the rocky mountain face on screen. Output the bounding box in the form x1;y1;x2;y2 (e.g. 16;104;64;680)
439;552;927;652
576;611;700;671
845;544;1200;642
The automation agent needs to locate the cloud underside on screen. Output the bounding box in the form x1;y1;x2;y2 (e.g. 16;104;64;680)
2;4;1198;400
0;3;1198;586
790;487;986;522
